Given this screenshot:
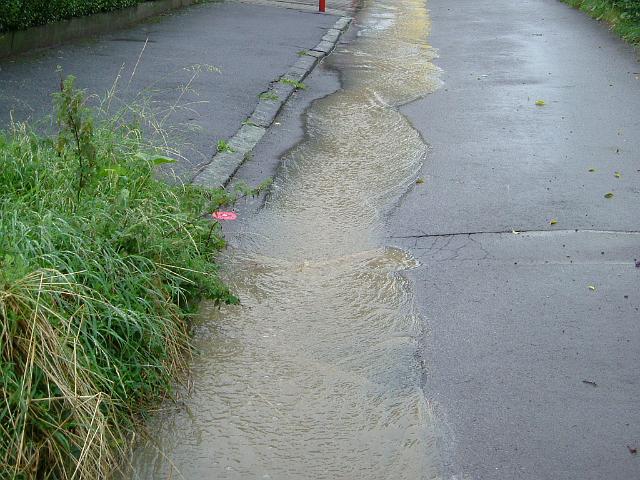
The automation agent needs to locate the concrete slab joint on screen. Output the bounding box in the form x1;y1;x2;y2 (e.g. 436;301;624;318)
191;16;352;188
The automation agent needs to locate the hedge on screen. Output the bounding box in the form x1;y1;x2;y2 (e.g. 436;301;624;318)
0;0;152;33
564;0;640;44
612;0;640;20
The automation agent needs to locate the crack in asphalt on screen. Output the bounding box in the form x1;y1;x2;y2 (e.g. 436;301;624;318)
389;228;640;240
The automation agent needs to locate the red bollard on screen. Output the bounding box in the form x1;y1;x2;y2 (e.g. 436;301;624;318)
319;0;326;12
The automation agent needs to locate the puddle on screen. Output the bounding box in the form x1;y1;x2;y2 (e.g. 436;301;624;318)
129;0;441;478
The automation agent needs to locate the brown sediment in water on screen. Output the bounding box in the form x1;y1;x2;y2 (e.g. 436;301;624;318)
130;0;442;478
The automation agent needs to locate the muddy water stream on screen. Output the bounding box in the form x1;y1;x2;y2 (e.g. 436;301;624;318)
132;0;441;477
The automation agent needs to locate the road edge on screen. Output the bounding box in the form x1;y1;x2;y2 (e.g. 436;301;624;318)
190;15;352;188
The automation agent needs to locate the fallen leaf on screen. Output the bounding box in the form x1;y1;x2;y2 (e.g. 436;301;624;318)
512;230;520;235
588;168;596;172
628;446;637;455
550;219;558;225
535;100;546;106
588;285;596;291
604;192;614;198
614;171;621;178
416;178;425;184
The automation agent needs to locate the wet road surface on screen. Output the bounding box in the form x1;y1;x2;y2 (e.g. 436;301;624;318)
0;1;337;181
127;0;639;478
389;0;640;478
230;0;640;477
130;0;443;478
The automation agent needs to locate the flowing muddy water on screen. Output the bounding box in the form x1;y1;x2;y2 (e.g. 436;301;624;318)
131;0;441;477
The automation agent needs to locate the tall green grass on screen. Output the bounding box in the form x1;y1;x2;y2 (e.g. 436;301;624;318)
0;76;247;478
563;0;640;45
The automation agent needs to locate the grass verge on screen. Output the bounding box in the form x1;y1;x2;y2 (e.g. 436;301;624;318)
562;0;640;46
0;76;256;478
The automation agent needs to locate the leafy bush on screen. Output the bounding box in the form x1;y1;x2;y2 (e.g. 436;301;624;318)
0;0;150;33
564;0;640;44
612;0;640;20
0;76;246;478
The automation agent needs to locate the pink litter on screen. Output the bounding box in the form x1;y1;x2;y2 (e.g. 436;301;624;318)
212;211;237;221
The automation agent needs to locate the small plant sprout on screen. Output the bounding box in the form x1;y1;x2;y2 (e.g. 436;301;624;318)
259;92;279;101
280;78;306;90
217;139;235;153
297;50;309;56
53;75;97;206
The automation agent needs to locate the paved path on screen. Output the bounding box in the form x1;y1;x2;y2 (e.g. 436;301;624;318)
233;0;640;477
387;0;640;478
0;0;338;180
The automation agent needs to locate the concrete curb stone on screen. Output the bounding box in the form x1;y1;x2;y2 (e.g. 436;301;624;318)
283;66;309;82
191;15;353;188
311;40;335;54
333;16;351;31
322;28;342;43
249;99;281;128
305;50;325;58
293;54;319;71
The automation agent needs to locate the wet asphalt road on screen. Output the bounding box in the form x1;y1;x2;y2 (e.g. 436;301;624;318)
3;0;637;476
0;1;336;180
235;0;640;478
388;0;640;478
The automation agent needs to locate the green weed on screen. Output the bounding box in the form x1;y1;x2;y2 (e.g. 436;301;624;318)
563;0;640;45
0;77;249;479
259;92;279;101
280;78;307;90
216;139;235;153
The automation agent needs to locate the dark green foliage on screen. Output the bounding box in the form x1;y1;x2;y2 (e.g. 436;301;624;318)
612;0;640;20
0;77;249;478
53;76;98;205
0;0;149;32
564;0;640;44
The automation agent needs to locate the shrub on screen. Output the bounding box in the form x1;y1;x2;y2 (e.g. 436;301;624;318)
612;0;640;20
0;76;245;478
0;0;149;33
564;0;640;44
